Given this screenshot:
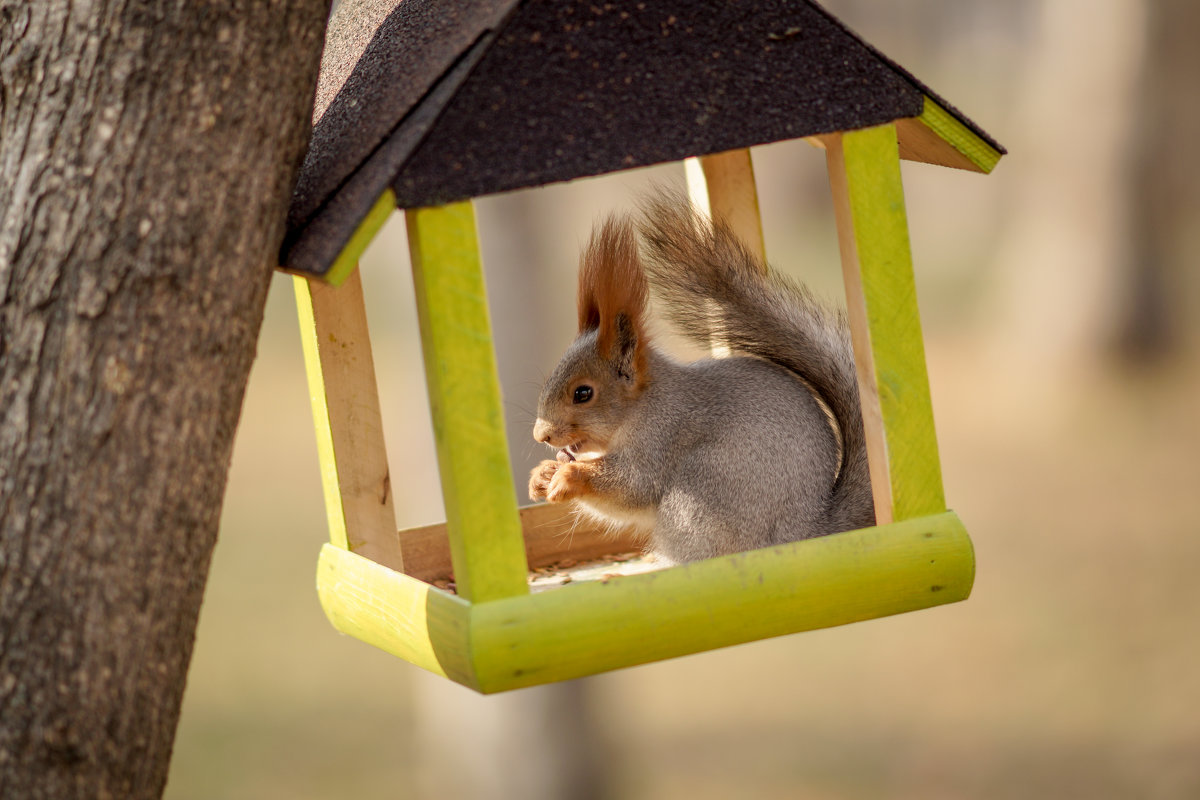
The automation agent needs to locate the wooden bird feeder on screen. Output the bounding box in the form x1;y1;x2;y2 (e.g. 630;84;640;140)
280;0;1005;693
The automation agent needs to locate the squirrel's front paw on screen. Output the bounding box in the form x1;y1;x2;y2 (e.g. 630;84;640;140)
529;459;560;502
546;461;590;503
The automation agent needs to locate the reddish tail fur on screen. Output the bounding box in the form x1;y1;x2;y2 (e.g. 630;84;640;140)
577;216;649;363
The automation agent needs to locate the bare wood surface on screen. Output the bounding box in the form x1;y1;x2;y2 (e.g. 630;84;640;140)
811;102;1003;174
399;503;646;584
294;270;404;571
827;134;892;521
894;115;983;172
684;149;767;264
0;3;329;796
684;148;767;356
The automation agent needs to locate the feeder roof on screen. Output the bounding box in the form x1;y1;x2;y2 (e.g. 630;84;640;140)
282;0;1004;278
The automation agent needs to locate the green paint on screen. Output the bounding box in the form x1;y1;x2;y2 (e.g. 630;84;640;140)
919;98;1002;174
842;124;947;520
317;544;476;687
316;512;976;693
406;203;530;603
293;276;350;551
324;189;398;287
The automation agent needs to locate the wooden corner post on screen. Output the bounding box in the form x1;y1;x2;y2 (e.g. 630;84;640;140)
826;124;946;525
294;269;404;572
405;202;530;603
685;148;767;357
685;148;767;264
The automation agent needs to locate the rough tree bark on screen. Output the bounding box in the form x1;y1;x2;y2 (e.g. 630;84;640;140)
0;2;330;797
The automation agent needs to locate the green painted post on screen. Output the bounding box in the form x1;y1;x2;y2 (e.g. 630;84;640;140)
405;202;530;602
828;124;947;523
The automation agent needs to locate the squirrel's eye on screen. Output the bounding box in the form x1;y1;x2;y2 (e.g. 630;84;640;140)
573;385;593;404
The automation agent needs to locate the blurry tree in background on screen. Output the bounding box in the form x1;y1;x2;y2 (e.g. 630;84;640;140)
0;2;328;797
978;0;1146;385
1121;0;1200;361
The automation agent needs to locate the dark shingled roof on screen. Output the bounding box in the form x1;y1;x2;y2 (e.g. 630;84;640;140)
283;0;1004;277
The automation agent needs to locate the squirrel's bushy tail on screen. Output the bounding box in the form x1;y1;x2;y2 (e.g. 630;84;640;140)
638;193;875;532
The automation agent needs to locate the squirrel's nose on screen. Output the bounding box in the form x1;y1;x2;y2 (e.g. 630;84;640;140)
532;418;552;444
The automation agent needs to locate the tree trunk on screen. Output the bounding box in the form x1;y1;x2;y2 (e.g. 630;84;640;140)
1118;0;1200;361
0;2;329;797
976;0;1144;397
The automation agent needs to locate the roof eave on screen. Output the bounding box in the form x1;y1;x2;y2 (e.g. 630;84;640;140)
809;98;1004;174
897;96;1004;174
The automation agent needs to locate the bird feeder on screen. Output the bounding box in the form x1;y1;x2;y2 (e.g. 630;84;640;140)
280;0;1004;693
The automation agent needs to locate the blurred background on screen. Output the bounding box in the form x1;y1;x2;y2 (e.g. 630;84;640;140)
164;0;1200;797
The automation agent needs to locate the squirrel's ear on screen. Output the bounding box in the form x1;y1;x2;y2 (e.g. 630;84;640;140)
578;216;647;354
612;312;645;383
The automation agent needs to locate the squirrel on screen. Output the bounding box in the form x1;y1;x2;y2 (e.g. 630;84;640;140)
528;193;875;564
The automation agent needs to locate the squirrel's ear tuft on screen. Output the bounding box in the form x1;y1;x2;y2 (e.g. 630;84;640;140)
578;215;648;365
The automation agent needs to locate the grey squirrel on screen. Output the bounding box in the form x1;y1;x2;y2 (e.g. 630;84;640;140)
528;194;875;564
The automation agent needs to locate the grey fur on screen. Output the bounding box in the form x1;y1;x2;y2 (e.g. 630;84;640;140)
530;196;875;564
